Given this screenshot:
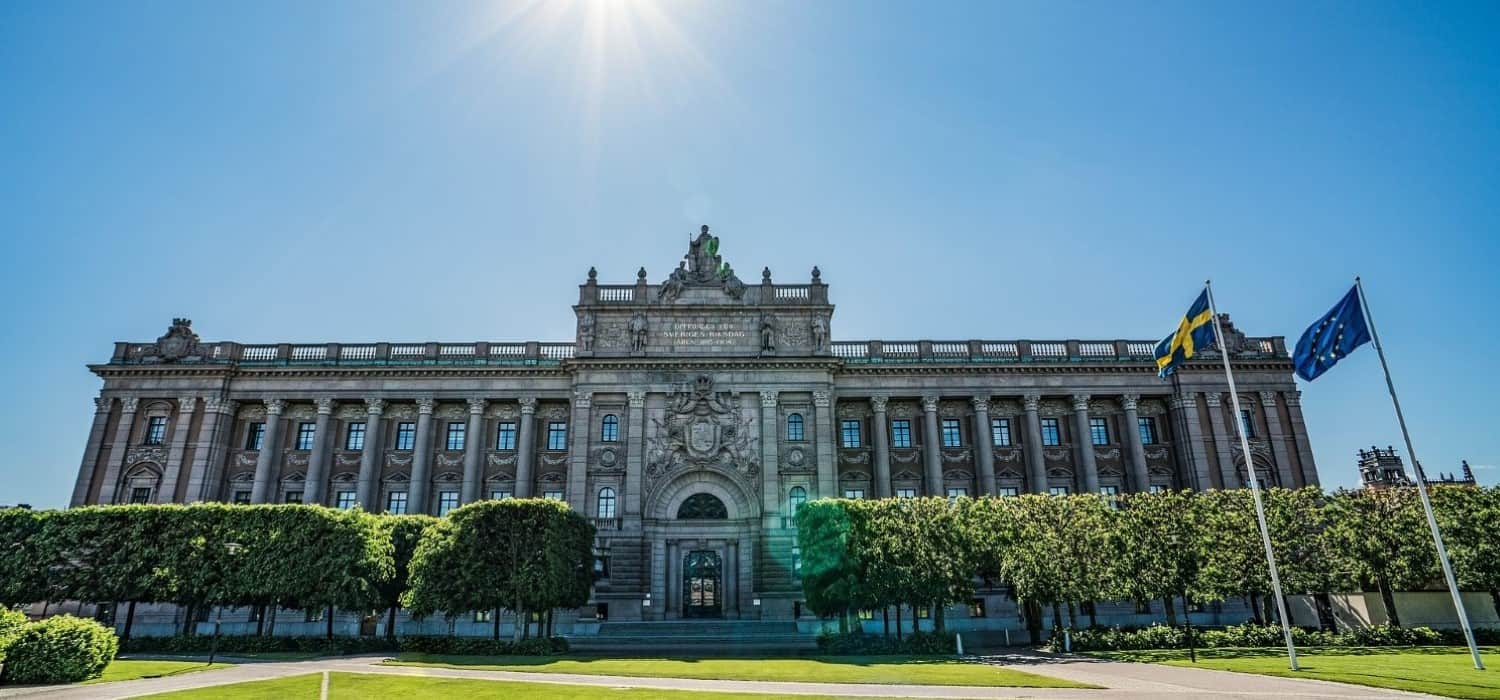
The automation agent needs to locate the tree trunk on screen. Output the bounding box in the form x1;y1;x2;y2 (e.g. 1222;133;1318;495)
123;600;137;640
387;605;398;641
895;605;903;641
883;607;890;638
326;605;335;640
1162;597;1177;626
1248;594;1263;624
1378;576;1402;628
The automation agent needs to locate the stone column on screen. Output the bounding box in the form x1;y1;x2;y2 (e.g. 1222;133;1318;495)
626;391;646;524
157;396;198;502
70;397;114;506
250;399;287;504
356;398;386;509
1022;393;1047;494
566;393;590;512
870;395;892;498
1204;392;1239;489
191;398;236;502
304;398;335;506
1169;395;1214;490
759;391;780;528
1260;391;1298;488
1071;394;1100;494
1283;391;1320;487
1120;394;1151;493
920;395;942;496
96;397;139;504
971;397;996;496
813;391;836;498
463;398;488;504
515;397;538;498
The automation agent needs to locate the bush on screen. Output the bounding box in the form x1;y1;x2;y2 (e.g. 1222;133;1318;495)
1;615;118;684
815;630;955;655
0;608;28;663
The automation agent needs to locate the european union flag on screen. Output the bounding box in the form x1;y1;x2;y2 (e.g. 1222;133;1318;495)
1155;289;1216;378
1293;285;1371;381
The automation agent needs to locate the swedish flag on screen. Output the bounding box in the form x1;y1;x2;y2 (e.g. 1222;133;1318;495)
1154;289;1216;378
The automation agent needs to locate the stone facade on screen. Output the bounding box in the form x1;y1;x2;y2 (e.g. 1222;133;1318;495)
72;227;1318;627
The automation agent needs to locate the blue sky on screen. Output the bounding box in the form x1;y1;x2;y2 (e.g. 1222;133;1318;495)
2;1;1496;508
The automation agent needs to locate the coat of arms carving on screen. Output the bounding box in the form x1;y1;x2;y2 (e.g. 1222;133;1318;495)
645;375;759;486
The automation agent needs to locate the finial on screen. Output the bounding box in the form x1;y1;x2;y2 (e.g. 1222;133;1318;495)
587;266;597;282
762;267;772;284
637;267;647;281
811;265;821;281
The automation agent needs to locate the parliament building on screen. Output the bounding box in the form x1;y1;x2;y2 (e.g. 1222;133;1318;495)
70;227;1319;636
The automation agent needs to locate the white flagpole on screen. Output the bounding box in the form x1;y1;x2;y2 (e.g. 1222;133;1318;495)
1355;276;1484;671
1204;280;1299;671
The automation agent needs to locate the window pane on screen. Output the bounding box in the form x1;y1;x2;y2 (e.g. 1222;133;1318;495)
840;420;861;448
496;422;517;450
547;422;568;450
394;422;415;450
786;413;804;441
345;424;365;451
890;420;912;448
991;418;1011;447
941;418;961;447
601;415;619;442
446;422;466;451
1041;418;1061;446
1089;417;1109;446
296;423;317;450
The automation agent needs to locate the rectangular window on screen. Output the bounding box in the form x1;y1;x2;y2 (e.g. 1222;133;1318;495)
946;487;968;501
896;487;917;499
1239;409;1256;438
890;419;912;448
543;490;564;501
495;422;517;450
386;491;408;515
1090;417;1110;446
336;491;357;509
438;491;460;516
490;490;512;500
842;488;865;499
547;422;568;450
1049;486;1070;496
991;418;1011;447
285;491;303;504
446;422;466;451
130;487;152;504
840;420;861;448
941;418;962;447
245;423;265;451
345;423;365;451
295;422;316;450
394;422;415;450
1137;417;1158;445
144;416;167;445
233;490;251;504
998;487;1019;497
1040;418;1061;446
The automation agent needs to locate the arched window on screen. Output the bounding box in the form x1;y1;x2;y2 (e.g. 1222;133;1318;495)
788;486;807;515
786;413;805;441
596;487;617;519
677;493;728;520
601;414;619;442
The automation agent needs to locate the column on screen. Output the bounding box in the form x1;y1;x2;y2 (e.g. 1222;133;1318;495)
356;398;386;509
463;398;488;504
1120;394;1151;493
96;397;139;504
971;396;996;496
813;390;835;498
250;399;286;504
304;398;336;506
70;397;114;507
1169;395;1214;490
870;395;892;498
566;393;590;511
407;398;434;512
1071;394;1100;494
1204;392;1239;488
191;398;237;502
1283;391;1320;487
920;395;942;495
515;397;538;498
1022;393;1047;494
759;391;780;528
625;391;646;524
1260;391;1298;488
157;396;198;502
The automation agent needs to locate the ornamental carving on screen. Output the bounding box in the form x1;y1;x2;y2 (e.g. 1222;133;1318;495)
644;374;760;487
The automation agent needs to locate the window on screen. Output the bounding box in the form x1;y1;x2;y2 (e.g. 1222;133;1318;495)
490;490;512;500
233;490;251;504
495;422;517;450
998;487;1019;497
991;418;1011;447
296;422;316;450
345;423;365;451
1137;417;1158;445
1049;486;1070;496
969;599;987;618
285;491;303;504
474;609;492;623
597;487;617;519
1090;417;1110;445
130;487;152;504
601;414;619;442
896;487;917;499
890;419;912;448
543;490;564;501
786;413;805;441
336;491;357;509
1149;484;1166;494
245;423;266;450
1100;485;1120;509
1239;409;1256;438
941;418;962;447
144;416;167;445
394;422;415;450
840;420;861;448
946;487;968;501
843;488;865;499
1041;418;1061;446
386;491;408;515
788;486;807;514
438;491;459;515
547;422;568;450
445;422;466;451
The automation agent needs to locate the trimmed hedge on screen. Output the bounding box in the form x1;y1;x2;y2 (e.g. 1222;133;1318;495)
1;615;118;684
1052;622;1450;652
815;630;956;655
120;634;568;657
0;608;28;663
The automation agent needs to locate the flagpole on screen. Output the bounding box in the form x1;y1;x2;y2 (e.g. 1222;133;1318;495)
1355;276;1484;671
1204;280;1299;671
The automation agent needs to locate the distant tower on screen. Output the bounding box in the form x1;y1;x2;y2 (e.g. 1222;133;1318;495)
1358;446;1410;489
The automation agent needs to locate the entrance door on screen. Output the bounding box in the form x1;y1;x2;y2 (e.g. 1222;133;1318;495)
682;550;722;618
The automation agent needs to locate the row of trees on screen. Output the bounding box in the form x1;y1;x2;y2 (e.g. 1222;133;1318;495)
796;486;1500;640
0;500;595;641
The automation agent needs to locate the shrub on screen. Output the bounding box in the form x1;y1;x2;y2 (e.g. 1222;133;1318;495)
0;608;28;663
815;630;956;655
1;615;118;684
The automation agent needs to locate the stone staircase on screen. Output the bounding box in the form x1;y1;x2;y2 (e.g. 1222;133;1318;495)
568;620;817;654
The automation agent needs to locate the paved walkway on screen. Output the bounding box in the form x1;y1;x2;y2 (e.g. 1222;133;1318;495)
0;652;1442;700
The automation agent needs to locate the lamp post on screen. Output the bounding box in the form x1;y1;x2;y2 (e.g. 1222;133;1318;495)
207;541;242;666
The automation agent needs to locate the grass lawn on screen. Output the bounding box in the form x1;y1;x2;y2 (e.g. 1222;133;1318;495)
383;654;1095;688
86;659;233;684
1089;646;1500;700
141;671;975;698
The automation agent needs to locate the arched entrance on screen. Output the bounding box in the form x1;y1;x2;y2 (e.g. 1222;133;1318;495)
682;550;722;618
